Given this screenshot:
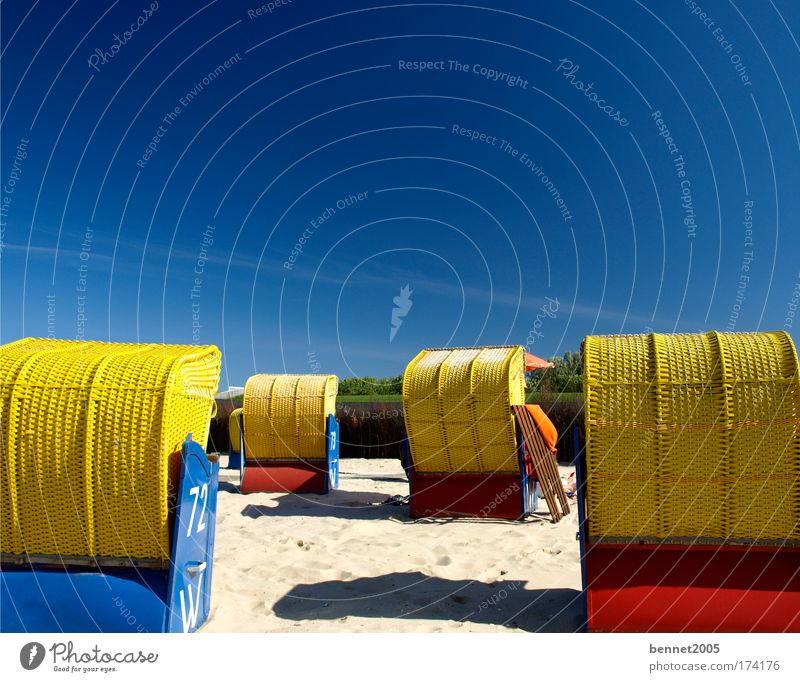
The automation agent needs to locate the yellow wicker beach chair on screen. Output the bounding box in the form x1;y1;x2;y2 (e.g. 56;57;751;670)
578;330;800;632
227;407;243;469
0;338;221;633
402;345;569;519
239;374;339;493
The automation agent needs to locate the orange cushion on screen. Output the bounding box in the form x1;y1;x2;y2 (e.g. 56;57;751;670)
524;404;558;454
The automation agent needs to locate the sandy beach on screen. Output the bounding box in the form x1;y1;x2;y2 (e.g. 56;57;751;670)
205;459;583;633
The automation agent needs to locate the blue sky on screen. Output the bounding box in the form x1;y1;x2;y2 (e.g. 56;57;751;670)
2;1;799;387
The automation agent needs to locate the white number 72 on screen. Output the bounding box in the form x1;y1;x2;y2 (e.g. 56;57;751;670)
187;484;208;536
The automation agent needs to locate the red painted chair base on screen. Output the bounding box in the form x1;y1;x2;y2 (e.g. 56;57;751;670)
241;461;328;493
408;468;528;519
584;544;800;632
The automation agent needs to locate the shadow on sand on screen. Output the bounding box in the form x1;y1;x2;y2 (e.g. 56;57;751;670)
240;489;401;521
218;480;240;494
273;571;585;632
240;488;553;525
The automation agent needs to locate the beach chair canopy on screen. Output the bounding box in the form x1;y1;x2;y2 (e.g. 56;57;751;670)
403;345;526;474
583;330;800;544
242;374;338;461
0;338;221;563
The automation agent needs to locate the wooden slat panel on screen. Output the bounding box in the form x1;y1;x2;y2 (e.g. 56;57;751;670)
512;405;570;522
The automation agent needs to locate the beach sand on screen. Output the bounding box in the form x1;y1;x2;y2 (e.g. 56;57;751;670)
204;459;584;632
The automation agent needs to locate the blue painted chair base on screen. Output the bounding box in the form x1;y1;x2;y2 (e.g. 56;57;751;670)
1;567;168;633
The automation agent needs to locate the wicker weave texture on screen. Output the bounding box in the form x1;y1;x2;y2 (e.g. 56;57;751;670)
403;346;526;474
229;408;243;452
242;374;337;460
0;338;221;561
583;331;800;544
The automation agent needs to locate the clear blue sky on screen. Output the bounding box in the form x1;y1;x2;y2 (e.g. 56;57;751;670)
2;1;799;388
